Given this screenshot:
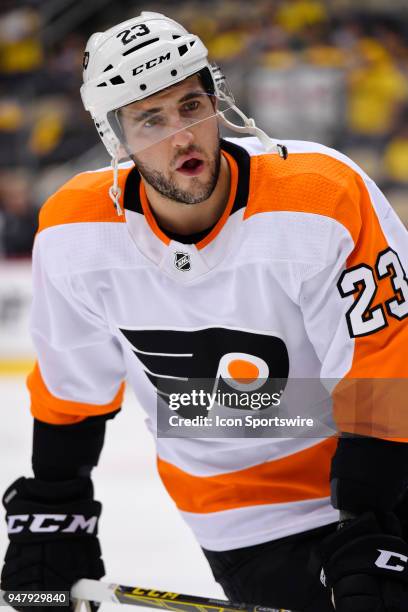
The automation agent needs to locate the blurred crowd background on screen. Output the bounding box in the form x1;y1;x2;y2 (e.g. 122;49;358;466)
1;0;408;259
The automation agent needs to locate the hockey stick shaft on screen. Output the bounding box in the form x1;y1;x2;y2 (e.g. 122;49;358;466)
71;579;296;612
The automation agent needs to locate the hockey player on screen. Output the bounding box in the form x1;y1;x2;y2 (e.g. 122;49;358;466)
2;12;408;612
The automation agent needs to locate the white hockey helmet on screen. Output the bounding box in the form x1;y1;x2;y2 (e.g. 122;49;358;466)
80;12;227;157
80;12;287;213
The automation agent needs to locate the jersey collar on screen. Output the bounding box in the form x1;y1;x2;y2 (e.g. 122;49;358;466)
123;139;250;280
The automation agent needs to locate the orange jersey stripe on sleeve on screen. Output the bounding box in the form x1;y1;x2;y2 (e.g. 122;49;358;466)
157;437;336;513
342;175;406;376
332;170;407;437
245;151;408;439
27;362;125;425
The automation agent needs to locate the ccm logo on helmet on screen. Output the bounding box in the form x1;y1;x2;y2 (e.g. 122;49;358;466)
7;513;98;535
375;549;408;572
132;52;171;75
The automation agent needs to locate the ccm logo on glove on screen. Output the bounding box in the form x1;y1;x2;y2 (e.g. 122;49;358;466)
375;549;408;572
7;513;98;534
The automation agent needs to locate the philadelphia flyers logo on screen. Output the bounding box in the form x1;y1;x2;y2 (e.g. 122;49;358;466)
119;327;289;417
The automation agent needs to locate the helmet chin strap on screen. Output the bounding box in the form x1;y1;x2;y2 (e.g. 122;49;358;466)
109;154;123;216
217;101;288;160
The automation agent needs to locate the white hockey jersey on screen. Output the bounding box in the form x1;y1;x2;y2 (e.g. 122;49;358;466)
27;137;408;551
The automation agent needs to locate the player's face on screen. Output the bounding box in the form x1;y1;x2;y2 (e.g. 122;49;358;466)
120;76;221;205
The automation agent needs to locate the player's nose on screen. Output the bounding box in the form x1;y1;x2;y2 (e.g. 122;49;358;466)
171;126;195;148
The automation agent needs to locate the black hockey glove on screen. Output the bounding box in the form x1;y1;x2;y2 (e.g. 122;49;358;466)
318;512;408;611
1;476;104;611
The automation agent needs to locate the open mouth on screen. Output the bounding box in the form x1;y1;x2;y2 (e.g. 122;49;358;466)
176;157;205;176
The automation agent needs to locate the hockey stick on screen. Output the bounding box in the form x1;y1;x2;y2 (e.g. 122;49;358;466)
71;579;296;612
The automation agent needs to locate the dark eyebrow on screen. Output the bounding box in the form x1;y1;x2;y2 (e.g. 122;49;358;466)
126;90;205;123
129;107;162;123
178;90;206;103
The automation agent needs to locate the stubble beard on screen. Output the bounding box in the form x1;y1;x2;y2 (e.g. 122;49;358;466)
132;142;221;205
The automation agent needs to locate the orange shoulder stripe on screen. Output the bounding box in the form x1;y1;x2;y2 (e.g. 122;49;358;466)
27;362;125;425
157;437;336;513
245;152;363;244
37;167;132;234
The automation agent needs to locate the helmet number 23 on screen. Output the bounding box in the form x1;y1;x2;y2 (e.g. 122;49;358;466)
337;247;408;338
116;24;150;46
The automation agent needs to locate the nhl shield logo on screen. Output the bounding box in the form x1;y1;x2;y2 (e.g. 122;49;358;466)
174;252;191;271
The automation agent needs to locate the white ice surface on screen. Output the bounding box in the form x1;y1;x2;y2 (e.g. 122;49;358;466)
0;377;224;610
